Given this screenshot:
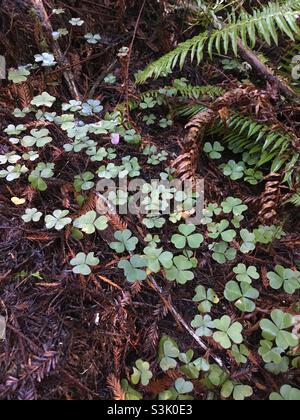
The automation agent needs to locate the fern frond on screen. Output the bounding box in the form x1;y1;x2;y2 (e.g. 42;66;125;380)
119;84;224;112
136;0;300;83
285;191;300;206
278;34;300;94
214;113;300;185
175;84;225;99
175;103;299;185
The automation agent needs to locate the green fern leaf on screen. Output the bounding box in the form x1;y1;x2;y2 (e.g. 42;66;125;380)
136;0;300;83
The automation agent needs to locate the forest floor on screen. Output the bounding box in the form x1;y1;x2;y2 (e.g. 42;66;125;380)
0;0;299;400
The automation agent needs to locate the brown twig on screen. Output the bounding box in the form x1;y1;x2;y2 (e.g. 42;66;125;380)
30;0;82;100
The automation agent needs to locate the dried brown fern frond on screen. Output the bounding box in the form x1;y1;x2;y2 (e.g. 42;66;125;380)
172;108;215;186
95;192;128;231
24;231;58;241
258;173;282;224
172;86;261;186
10;82;32;108
107;374;125;400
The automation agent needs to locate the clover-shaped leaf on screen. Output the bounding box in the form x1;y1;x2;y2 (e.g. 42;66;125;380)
123;129;141;145
118;255;147;283
233;263;260;284
73;211;108;234
70;252;99;276
4;124;26;136
22;208;43;223
159;337;180;371
254;225;284;244
143;114;157;126
224;281;259;312
74;172;95;192
267;265;300;294
174;378;194;395
34;53;57;67
208;220;236;242
110;230;139;254
0;164;28;181
108;189;128;206
204;141;224;159
87;146;108;162
84;33;101;44
269;385;300;401
8;67;30;84
191;315;214;337
210;241;237;264
221;380;253;400
244;168;263;185
69;17;84;26
232;384;253;401
31;92;56;108
260;309;298;350
21;128;53;148
165;255;194;285
240;229;256;254
81;100;103;116
145;234;160;247
140;97;157;109
258;340;284;364
142;216;166;229
0;152;21;165
45;210;72;231
201;203;222;224
143;246;173;273
265;356;290;375
231;344;250;364
221;160;245;180
171;224;204;249
178;350;194;364
131;360;153;386
213;315;243;349
221;197;248;216
193;285;219;313
28;163;54;191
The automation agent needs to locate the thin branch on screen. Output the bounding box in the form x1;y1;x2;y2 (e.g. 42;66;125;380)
30;0;82;100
